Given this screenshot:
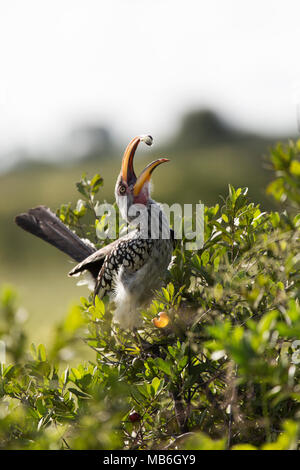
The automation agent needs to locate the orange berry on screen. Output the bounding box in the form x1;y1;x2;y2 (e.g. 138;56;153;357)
152;311;170;328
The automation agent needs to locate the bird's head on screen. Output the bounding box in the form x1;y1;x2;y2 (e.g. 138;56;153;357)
115;135;169;222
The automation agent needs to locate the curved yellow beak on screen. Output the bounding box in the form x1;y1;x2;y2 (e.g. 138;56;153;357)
120;135;169;196
121;136;140;183
121;135;153;184
133;158;169;196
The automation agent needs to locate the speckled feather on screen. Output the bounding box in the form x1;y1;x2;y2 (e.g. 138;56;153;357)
94;236;154;298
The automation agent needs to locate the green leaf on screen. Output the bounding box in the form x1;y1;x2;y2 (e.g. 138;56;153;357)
64;305;85;333
290;160;300;176
154;358;172;376
222;213;229;223
37;344;47;362
201;251;210;266
68;387;91;399
90;174;103;194
151;377;161;395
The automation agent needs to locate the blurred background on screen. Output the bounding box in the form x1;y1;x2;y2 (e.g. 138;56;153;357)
1;0;300;346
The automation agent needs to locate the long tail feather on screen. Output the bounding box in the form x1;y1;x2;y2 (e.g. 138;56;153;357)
15;206;96;263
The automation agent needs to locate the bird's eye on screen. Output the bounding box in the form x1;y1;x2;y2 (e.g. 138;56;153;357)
119;185;126;195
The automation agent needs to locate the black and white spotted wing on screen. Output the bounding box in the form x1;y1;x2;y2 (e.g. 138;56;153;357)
94;237;154;298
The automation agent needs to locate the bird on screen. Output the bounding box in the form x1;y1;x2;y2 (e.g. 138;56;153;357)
15;135;174;329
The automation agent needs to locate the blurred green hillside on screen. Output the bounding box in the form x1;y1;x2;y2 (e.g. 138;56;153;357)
0;110;286;346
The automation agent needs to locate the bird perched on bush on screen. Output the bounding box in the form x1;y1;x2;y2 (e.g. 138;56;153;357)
15;135;174;328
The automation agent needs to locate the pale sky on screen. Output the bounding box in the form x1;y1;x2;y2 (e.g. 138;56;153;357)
1;0;300;164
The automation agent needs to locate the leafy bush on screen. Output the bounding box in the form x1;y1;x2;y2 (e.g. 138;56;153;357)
0;140;299;450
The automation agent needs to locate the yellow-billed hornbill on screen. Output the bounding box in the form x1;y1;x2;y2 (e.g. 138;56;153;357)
15;135;174;328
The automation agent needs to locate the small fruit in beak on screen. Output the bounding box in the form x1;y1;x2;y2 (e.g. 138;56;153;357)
121;135;153;185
